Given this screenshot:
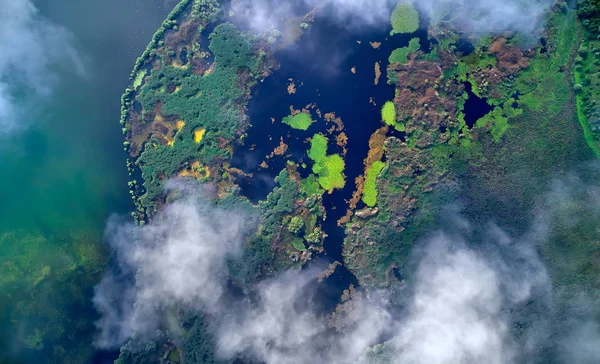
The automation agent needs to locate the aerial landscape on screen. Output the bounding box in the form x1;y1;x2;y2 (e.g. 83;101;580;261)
1;0;600;363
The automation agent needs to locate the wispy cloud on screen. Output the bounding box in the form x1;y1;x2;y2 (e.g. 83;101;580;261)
0;0;82;134
232;0;551;37
94;191;559;363
93;188;248;348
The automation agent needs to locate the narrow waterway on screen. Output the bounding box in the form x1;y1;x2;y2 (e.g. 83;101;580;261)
0;1;170;362
231;11;430;306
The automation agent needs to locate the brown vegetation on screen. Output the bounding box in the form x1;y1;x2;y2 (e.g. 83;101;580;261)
338;127;388;226
374;61;381;85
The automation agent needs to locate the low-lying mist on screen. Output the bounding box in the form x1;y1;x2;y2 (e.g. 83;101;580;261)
0;0;82;135
94;171;600;363
232;0;551;36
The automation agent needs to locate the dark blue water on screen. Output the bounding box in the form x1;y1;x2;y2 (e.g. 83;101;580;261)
229;14;432;308
463;82;493;128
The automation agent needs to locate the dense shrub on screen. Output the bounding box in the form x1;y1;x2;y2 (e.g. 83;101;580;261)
389;37;420;64
390;3;419;35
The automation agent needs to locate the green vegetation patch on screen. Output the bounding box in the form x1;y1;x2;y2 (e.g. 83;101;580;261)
362;161;386;207
307;134;346;191
389;38;420;64
282;112;313;130
475;102;522;142
390;2;419;35
133;22;263;214
313;154;346;191
573;1;600;157
133;68;147;89
381;101;397;126
308;133;328;161
291;238;306;251
301;174;321;196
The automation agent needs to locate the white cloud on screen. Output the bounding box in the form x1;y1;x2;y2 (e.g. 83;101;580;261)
94;195;553;362
93;194;247;348
232;0;551;37
390;235;512;364
0;0;82;134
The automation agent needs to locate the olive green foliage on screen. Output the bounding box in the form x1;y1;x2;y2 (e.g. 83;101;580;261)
304;227;322;244
287;216;304;234
301;174;320;196
136;22;261;212
578;0;600;35
475;101;522;141
457;9;594;229
390;2;419;35
362;161;386;207
388;38;420;64
249;168;325;270
282;112;313;130
574;0;600;156
291;238;306;251
381;101;396;126
190;0;221;22
133;68;147;89
307;134;346;191
253;169;300;267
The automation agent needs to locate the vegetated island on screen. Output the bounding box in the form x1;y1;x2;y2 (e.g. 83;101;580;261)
118;1;332;360
116;0;600;362
344;2;600;300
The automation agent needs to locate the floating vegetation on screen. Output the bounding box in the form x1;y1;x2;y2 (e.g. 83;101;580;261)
390;2;419;35
389;37;420;64
308;134;346;191
308;133;328;161
282;111;313;130
381;101;396;126
362;161;386;207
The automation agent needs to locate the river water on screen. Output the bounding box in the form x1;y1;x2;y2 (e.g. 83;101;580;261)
0;1;170;362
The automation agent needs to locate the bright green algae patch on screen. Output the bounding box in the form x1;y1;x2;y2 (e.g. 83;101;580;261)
362;161;386;207
313;154;345;191
389;38;420;64
381;101;395;125
282;112;313;130
308;133;328;161
307;134;346;191
382;101;405;131
390;2;419;35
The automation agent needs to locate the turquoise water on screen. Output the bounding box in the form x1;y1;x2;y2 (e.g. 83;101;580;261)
0;1;170;362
